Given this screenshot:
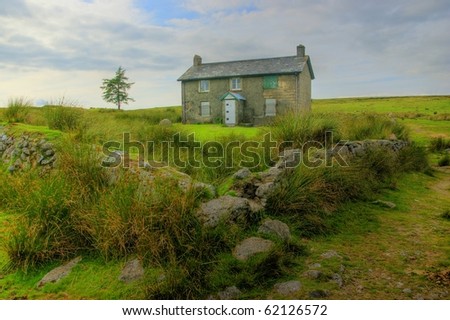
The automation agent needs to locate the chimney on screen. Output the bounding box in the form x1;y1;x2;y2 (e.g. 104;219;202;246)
297;44;305;57
193;54;202;66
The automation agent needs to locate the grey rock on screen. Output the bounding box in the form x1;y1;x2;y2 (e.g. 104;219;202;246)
8;165;15;174
233;237;274;261
260;167;283;182
37;256;82;287
193;182;216;197
118;258;145;283
255;182;275;200
309;263;322;269
331;273;343;288
45;149;55;157
22;147;30;156
303;270;322;280
234;168;251;180
273;280;302;296
41;142;53;151
197;196;252;227
40;156;56;166
320;250;342;260
0;142;5;152
309;290;329;298
217;286;242;300
276;149;302;169
373;200;396;209
258;218;291;241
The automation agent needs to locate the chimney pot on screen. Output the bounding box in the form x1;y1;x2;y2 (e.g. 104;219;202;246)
297;44;305;57
193;55;202;66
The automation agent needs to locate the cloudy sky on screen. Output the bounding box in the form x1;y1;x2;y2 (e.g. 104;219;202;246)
1;0;449;109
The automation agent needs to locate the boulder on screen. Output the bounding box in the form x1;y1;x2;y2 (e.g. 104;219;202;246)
258;218;291;241
273;280;302;296
275;149;302;169
197;196;252;227
255;182;275;199
118;258;145;283
37;256;82;287
233;237;274;261
233;168;251;180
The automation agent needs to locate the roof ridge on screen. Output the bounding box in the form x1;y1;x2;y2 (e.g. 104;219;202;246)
199;55;302;66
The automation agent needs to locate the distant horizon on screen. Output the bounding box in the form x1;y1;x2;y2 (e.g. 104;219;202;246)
1;1;449;109
1;94;449;111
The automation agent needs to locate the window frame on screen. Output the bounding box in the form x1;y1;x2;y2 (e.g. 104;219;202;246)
230;77;242;91
200;101;210;117
199;80;210;93
263;75;278;89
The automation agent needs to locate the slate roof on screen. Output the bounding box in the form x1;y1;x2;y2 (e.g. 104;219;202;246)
177;55;314;81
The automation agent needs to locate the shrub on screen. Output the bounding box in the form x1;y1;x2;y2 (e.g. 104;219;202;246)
4;97;32;123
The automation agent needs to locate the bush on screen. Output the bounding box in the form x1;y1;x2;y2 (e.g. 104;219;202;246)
4;97;32;123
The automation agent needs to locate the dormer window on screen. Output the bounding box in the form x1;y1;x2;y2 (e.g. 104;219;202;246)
199;80;209;92
230;77;242;91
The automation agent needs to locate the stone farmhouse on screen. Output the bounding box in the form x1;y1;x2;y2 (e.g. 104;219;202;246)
177;44;314;126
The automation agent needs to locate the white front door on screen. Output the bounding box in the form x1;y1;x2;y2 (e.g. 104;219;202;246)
224;99;236;125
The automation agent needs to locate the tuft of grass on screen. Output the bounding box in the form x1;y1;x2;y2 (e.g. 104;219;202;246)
430;137;450;152
4;97;32;123
44;106;84;132
272;111;340;148
441;210;450;220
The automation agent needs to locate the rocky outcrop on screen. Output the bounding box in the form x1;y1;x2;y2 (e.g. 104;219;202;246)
0;132;57;173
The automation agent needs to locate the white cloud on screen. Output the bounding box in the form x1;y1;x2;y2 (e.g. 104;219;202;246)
0;0;449;108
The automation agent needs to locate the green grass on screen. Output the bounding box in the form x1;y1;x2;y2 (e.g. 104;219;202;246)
313;96;450;115
1;96;449;300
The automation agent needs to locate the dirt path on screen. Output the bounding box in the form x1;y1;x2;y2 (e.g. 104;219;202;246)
302;169;450;299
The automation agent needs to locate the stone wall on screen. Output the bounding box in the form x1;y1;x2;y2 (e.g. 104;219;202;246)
0;132;57;173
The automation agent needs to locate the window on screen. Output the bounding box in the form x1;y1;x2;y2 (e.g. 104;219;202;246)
230;78;242;91
200;102;210;117
263;75;278;89
265;99;277;116
199;80;209;92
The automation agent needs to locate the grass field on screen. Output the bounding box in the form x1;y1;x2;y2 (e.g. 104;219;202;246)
0;96;449;299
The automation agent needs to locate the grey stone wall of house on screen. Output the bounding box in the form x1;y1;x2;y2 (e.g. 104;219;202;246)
182;74;310;125
298;64;312;111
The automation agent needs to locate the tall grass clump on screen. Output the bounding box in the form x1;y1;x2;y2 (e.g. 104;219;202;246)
272;111;340;148
342;113;410;141
4;97;32;123
44;105;84;132
429;137;450;152
3;172;84;270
